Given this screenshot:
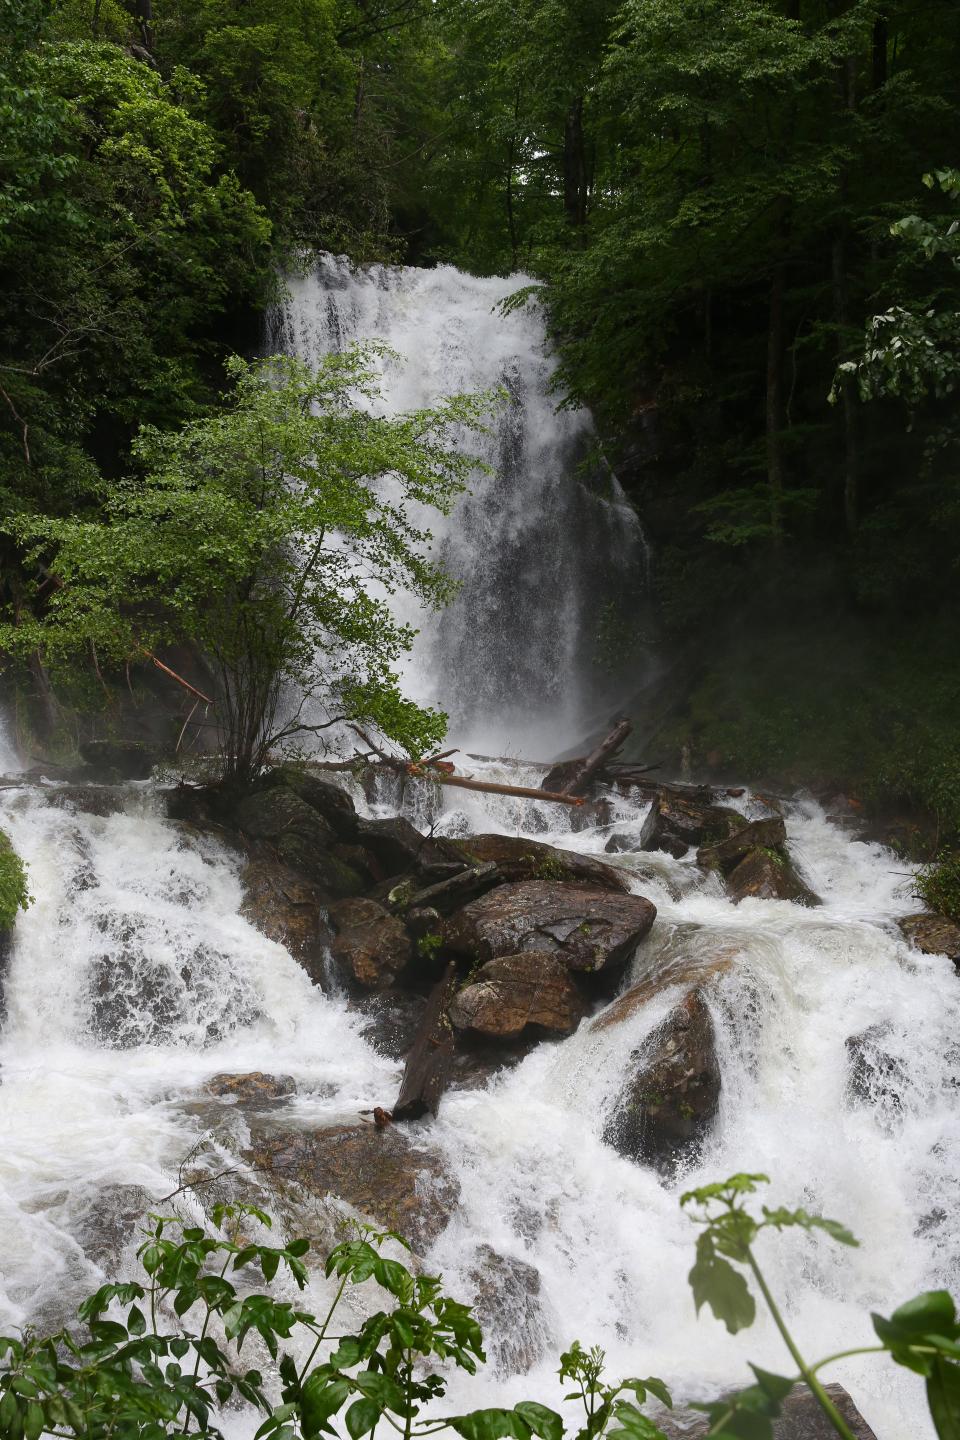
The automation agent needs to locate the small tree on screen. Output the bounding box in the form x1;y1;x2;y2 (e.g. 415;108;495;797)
1;350;490;779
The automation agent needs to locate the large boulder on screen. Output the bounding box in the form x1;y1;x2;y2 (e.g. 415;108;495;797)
232;787;365;897
245;1120;459;1250
899;911;960;965
328;898;413;990
453;834;631;893
725;846;820;906
640;792;746;859
449;951;588;1041
259;765;360;840
358;816;465;879
696;814;787;873
658;1384;876;1439
443;882;656;976
79;738;165;780
240;858;333;986
603;989;721;1171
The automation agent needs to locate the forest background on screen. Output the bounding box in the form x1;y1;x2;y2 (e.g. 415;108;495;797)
1;0;959;848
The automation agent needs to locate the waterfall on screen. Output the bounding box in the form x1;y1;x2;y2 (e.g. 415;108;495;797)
0;263;956;1440
269;255;648;759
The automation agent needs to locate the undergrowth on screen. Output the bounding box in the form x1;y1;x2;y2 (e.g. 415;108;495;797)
0;827;31;932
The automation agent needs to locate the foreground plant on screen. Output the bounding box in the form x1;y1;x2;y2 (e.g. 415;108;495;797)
1;1178;957;1440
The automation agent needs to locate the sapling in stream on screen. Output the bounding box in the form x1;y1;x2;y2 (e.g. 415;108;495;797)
1;1178;957;1440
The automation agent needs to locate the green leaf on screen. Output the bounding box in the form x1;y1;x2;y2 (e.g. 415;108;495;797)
345;1398;382;1439
748;1367;795;1403
688;1236;756;1334
514;1401;565;1440
928;1357;960;1440
891;1292;958;1337
300;1375;351;1437
449;1408;532;1440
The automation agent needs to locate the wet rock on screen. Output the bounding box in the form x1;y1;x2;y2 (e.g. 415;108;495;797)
846;1025;905;1109
640;792;746;859
351;991;429;1059
443;881;656;977
80;739;164;780
453;834;631;893
591;944;736;1032
393;964;458;1120
398;863;502;918
603;989;721;1172
357;816;463;878
331;842;381;885
73;1183;151;1271
45;786;128;818
449;951;587;1040
245;1120;458;1250
899;912;960;964
604;829;640;854
328;899;413;990
406;905;443;940
232;788;365;897
466;1245;545;1374
207;1072;296;1101
658;1384;876;1439
240;859;333;985
696;814;788;874
260;765;359;840
725;846;820;906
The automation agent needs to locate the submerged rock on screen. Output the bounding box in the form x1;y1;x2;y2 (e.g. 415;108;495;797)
899;911;960;965
245;1120;459;1250
453;833;631;892
603;989;721;1172
351;990;429;1059
449;951;588;1041
207;1072;296;1102
443;881;656;976
846;1025;906;1109
466;1245;545;1375
658;1384;877;1438
640;792;746;859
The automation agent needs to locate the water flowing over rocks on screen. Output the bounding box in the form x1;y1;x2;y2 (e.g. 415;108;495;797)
244;1121;459;1251
602;989;721;1171
639;791;746;858
724;845;821;906
466;1245;546;1375
206;1071;297;1101
239;858;333;984
442;881;657;975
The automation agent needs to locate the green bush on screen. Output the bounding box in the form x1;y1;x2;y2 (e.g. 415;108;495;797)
916;852;960;923
0;827;30;931
1;1176;958;1440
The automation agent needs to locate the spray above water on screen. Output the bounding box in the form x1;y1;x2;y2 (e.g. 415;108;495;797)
270;255;648;759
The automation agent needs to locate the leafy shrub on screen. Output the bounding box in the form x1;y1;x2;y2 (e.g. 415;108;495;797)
0;827;31;931
2;1176;958;1439
916;852;960;923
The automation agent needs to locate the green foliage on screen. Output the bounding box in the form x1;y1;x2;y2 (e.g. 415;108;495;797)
1;351;491;777
5;1180;960;1440
0;825;30;930
915;853;960;923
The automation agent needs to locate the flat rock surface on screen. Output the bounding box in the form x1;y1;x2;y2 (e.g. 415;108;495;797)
443;881;656;974
245;1120;459;1250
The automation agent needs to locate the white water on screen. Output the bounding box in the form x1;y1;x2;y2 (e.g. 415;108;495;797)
0;265;957;1440
270;255;647;758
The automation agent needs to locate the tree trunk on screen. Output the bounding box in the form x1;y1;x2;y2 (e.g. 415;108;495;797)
563;96;588;228
833;50;859;535
872;15;889;89
766;259;786;548
557;718;633;797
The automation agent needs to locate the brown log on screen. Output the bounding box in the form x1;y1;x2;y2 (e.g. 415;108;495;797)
540;718;633;796
431;773;584;806
143;650;214;706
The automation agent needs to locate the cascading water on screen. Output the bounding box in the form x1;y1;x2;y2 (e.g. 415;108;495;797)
0;264;956;1440
269;255;648;758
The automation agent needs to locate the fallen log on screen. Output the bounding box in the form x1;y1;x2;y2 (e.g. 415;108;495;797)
431;772;584;806
559;718;633;796
392;962;459;1121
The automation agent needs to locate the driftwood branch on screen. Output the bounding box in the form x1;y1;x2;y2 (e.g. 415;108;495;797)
559;718;632;796
143;650;215;706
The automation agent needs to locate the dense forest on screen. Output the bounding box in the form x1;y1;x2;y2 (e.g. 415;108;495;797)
1;0;959;842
